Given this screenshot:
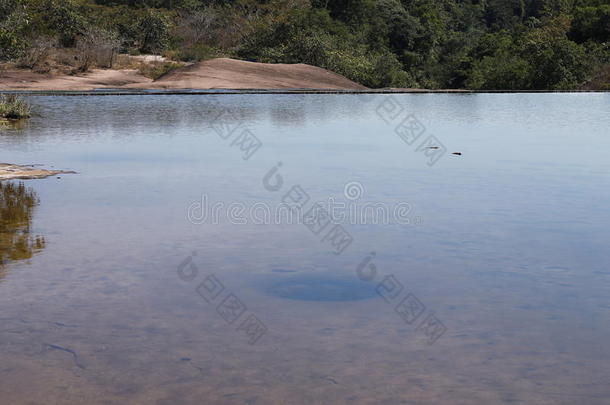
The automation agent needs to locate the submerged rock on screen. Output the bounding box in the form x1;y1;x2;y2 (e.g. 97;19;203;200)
0;163;76;180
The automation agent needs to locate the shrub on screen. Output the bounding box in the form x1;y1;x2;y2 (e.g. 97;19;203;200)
76;27;121;71
17;36;58;69
138;61;182;79
0;94;31;119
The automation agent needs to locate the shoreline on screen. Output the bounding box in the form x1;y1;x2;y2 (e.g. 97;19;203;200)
3;89;608;96
2;59;607;95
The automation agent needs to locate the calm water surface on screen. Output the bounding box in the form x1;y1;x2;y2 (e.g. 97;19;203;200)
1;93;609;404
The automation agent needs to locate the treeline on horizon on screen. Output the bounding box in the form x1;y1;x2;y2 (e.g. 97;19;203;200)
1;0;609;89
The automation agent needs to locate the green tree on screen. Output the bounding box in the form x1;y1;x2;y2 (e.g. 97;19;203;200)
0;0;30;60
139;9;171;53
28;0;85;47
570;5;610;43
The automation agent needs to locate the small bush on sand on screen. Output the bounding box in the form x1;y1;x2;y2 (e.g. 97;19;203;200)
138;61;182;80
0;94;31;119
76;28;121;72
17;37;58;69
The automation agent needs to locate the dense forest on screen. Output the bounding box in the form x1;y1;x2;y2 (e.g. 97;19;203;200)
1;0;609;89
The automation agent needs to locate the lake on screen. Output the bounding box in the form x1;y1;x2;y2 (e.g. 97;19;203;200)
1;93;609;404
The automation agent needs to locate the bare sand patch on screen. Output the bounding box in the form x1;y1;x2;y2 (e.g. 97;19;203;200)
0;58;366;91
0;69;152;91
133;57;368;90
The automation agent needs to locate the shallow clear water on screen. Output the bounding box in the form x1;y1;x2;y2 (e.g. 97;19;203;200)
1;93;610;404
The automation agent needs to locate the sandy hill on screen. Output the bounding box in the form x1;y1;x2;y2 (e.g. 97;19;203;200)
0;58;367;91
137;58;367;90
